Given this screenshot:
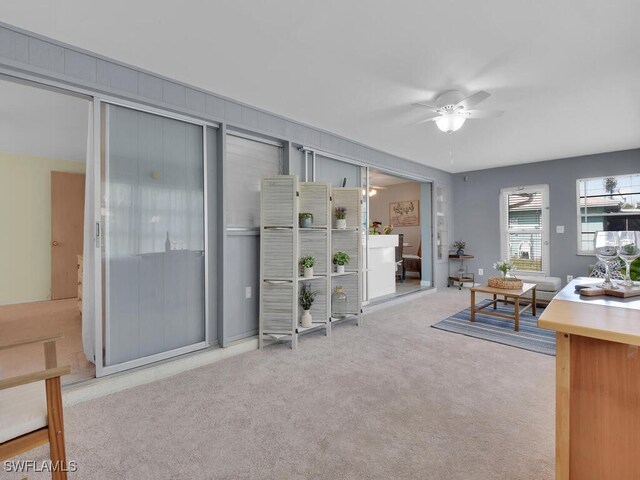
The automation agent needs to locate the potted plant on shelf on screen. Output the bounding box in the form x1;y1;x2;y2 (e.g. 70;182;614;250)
335;206;347;229
299;212;313;228
299;256;316;278
299;283;318;328
453;240;466;256
333;251;351;274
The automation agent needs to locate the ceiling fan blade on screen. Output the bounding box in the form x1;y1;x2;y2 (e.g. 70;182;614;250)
455;90;491;110
414;115;441;126
466;109;504;119
412;102;440;111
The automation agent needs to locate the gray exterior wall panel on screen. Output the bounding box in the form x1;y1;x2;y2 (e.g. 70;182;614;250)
137;72;163;102
64;49;97;83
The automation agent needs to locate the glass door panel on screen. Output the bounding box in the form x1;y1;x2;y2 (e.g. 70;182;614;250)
102;103;205;367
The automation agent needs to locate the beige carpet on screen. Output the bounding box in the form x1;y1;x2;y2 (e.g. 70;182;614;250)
4;288;554;480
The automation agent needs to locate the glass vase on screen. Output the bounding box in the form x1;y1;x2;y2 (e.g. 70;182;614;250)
331;286;347;319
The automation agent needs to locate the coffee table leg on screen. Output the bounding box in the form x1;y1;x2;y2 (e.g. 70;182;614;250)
493;293;497;310
514;297;520;331
532;287;537;316
470;289;476;322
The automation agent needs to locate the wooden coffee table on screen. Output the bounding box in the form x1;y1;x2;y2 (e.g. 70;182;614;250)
470;283;537;331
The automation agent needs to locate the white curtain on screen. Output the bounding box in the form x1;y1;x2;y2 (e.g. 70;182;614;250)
82;102;95;363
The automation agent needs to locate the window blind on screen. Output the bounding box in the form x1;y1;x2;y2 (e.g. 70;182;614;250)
500;185;549;274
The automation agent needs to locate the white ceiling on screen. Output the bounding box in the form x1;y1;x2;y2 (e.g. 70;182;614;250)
1;1;639;172
0;78;88;161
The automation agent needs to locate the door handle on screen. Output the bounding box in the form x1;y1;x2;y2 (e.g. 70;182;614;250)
52;240;59;246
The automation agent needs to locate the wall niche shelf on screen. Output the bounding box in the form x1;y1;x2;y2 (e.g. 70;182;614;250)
259;176;363;349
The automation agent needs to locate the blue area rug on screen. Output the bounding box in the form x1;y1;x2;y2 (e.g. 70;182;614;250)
431;299;556;356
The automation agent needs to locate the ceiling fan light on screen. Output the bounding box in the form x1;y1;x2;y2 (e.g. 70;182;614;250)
435;115;466;133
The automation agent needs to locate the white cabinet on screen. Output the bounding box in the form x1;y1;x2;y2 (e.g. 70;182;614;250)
367;234;399;299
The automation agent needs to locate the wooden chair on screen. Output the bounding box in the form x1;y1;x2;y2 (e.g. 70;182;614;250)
0;334;70;479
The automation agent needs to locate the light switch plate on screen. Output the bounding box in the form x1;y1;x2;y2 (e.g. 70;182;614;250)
556;225;565;233
245;287;252;299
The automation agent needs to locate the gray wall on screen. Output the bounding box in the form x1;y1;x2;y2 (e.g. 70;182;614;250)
0;21;453;349
452;148;640;285
420;183;433;285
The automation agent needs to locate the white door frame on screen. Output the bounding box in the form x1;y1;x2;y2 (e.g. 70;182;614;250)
93;95;219;377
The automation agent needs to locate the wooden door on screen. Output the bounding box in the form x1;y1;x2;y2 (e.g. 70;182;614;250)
51;171;85;300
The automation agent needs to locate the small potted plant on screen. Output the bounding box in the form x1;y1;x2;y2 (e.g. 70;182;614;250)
335;207;347;229
299;255;316;278
488;260;522;289
299;283;318;328
299;212;313;228
333;251;351;274
453;240;466;256
493;260;514;279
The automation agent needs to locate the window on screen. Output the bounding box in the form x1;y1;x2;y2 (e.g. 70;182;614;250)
577;173;640;254
226;133;283;228
500;185;549;275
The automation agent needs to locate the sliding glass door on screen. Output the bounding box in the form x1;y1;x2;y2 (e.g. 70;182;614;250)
100;102;208;371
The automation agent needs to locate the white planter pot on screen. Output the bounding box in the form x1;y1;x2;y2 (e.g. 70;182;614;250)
336;265;345;274
301;310;312;328
303;267;313;278
336;218;347;229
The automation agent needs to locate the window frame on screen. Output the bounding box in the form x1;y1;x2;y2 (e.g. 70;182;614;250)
575;173;640;255
499;184;550;276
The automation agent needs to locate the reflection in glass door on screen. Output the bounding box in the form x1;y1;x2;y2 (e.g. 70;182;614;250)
101;103;207;371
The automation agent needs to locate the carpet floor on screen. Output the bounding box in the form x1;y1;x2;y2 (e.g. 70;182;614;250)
432;300;556;356
4;289;555;480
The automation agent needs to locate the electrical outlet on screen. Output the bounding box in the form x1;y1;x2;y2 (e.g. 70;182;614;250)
245;287;252;299
566;275;573;283
478;268;484;276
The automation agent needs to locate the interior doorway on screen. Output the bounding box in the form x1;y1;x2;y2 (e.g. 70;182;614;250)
365;169;433;304
0;77;94;384
51;171;85;299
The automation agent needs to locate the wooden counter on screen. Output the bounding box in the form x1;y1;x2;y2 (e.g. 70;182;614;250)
538;278;640;480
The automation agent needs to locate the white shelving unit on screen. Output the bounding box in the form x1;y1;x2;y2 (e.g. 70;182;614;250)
259;176;363;349
260;176;331;349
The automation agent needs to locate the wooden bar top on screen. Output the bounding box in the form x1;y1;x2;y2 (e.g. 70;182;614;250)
538;278;640;347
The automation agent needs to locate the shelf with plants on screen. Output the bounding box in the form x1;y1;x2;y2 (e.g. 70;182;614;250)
260;177;364;348
260;175;332;349
297;275;326;281
330;188;363;326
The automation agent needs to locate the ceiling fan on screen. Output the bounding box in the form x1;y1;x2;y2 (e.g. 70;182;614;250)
413;90;503;133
